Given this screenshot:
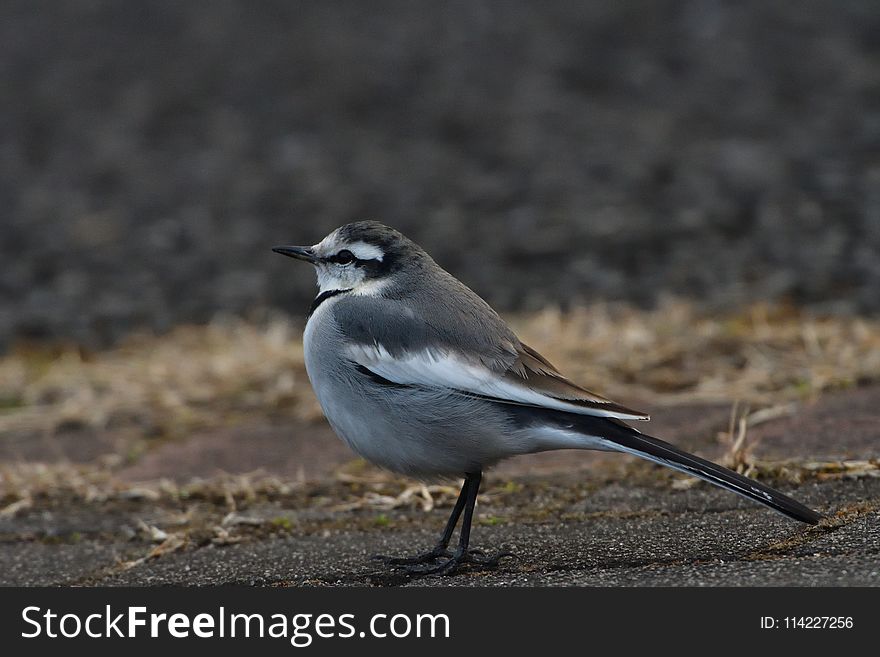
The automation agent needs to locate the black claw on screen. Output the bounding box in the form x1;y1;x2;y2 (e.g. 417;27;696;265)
378;548;515;576
372;546;451;566
468;549;515;567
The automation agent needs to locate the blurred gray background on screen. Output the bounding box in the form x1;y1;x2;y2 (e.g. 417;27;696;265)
2;0;878;348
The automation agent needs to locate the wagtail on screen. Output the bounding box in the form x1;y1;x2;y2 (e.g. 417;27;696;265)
273;221;823;575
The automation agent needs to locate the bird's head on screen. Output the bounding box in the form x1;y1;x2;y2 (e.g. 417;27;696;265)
273;221;422;295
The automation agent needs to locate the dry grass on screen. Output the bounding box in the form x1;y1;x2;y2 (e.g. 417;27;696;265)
0;315;322;440
511;300;880;407
1;300;878;443
1;454;876;516
0;460;300;508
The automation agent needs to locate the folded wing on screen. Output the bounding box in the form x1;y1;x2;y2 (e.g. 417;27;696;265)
346;341;649;421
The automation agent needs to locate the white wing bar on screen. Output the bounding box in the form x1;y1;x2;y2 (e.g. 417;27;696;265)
346;344;648;420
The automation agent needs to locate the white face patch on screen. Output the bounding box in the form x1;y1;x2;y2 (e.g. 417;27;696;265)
314;263;365;293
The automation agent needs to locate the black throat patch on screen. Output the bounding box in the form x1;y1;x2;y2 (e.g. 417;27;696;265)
308;288;352;318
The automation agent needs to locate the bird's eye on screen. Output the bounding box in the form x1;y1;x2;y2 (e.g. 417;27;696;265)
335;249;355;265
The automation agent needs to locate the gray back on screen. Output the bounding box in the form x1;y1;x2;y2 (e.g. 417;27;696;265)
331;255;520;371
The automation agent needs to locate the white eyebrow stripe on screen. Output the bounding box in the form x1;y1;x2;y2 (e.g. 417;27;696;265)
346;241;384;261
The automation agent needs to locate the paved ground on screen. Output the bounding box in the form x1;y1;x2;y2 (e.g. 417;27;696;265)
1;387;878;586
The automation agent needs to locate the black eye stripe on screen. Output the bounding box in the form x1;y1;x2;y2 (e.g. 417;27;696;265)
329;249;355;264
326;249;388;266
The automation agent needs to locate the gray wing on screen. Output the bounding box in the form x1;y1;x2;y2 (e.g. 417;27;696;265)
332;289;649;421
331;276;521;370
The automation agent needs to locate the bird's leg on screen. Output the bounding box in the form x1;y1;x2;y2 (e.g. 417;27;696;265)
414;471;513;575
372;475;470;565
379;472;514;576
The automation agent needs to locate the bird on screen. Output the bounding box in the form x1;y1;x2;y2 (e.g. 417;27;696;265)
273;220;824;575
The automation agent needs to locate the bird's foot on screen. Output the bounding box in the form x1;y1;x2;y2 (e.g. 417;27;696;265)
372;545;452;566
377;547;515;576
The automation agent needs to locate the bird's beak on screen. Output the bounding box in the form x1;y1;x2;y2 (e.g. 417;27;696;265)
272;245;319;263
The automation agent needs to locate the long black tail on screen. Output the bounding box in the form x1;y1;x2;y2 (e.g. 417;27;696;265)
573;416;824;525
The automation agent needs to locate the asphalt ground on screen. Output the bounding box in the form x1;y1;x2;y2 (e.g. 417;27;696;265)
1;386;877;586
